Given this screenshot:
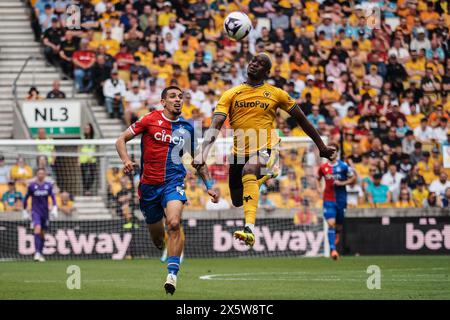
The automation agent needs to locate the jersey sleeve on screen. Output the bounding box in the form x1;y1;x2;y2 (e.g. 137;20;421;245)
344;162;355;178
214;89;234;117
277;88;296;113
128;113;151;136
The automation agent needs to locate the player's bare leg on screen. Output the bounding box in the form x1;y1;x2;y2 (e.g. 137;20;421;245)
163;200;184;295
147;220;165;250
33;225;45;262
335;224;343;246
327;218;339;260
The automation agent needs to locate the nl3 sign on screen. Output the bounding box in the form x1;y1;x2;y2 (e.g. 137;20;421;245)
21;100;81;136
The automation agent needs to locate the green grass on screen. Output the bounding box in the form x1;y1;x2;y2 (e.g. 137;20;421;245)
1;256;449;300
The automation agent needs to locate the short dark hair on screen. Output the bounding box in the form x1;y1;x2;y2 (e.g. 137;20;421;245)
161;86;182;99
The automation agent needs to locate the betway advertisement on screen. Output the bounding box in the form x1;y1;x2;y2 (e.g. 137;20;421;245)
343;217;450;255
0;219;324;260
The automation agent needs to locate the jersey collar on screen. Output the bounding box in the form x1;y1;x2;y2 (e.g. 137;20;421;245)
161;111;180;122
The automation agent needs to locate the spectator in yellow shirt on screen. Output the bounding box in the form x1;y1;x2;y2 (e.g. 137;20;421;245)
321;77;341;108
271;52;291;80
405;50;426;84
181;92;198;119
420;2;440;30
173;41;195;72
134;45;153;70
301;75;321;106
58;191;75;217
359;80;378;98
9;157;33;187
412;178;429;207
395;189;416;208
157;2;176;27
354;153;371;179
341;106;360;131
167;64;189;89
152;55;173;81
272;188;298;209
185;175;204;209
406;103;425;129
100;29;120;56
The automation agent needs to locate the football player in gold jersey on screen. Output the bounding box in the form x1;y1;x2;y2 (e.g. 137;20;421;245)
194;53;336;247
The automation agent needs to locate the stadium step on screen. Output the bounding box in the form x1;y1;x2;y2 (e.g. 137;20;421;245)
0;46;41;53
74;201;109;209
76;214;113;220
0;67;59;74
0;60;50;67
0;27;34;34
0;119;13;126
0;73;62;80
0;7;28;14
0;15;29;21
75;207;112;217
0;132;12;139
74;196;104;202
0;79;71;86
0;21;32;27
0;41;42;47
97;119;123;125
0;35;34;41
0;53;43;60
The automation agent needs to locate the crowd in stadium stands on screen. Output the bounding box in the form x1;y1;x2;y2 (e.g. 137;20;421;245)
15;0;450;216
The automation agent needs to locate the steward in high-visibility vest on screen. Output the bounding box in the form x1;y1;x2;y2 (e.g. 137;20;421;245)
79;144;97;164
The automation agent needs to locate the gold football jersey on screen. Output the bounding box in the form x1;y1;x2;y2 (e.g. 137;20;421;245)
214;83;296;155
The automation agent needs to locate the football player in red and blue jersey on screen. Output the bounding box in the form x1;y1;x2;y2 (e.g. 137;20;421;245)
318;144;356;260
116;86;218;295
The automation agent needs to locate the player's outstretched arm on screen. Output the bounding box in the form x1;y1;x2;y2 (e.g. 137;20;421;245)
192;113;227;169
288;105;336;160
115;129;137;174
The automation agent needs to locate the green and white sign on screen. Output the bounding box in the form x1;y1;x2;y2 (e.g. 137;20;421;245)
21;100;81;136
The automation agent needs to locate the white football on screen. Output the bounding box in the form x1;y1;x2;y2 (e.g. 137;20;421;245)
223;12;252;41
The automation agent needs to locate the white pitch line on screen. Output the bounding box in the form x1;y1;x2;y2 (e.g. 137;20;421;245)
199;272;450;283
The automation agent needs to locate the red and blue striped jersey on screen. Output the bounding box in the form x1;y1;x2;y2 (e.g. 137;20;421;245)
128;110;195;185
318;160;353;204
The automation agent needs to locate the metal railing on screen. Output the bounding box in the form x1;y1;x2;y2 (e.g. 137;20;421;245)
11;55;37;139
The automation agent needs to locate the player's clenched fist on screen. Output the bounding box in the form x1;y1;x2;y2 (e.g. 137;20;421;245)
320;145;338;161
123;160;137;174
207;188;219;203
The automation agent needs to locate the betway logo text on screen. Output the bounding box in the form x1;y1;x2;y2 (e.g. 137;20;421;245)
213;225;324;256
406;223;450;250
234;100;270;110
18;227;132;259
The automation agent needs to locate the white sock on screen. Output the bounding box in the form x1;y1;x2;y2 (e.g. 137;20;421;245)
245;223;255;233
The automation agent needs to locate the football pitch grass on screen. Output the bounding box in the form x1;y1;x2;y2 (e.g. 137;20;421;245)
1;256;449;300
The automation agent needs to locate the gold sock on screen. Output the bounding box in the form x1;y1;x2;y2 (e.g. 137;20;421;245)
257;175;270;187
242;174;259;225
